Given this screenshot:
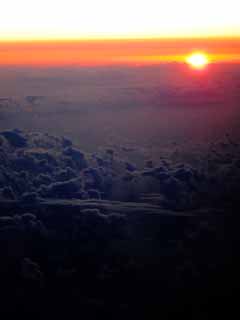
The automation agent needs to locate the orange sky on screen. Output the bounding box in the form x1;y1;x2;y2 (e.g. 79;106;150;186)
0;38;240;66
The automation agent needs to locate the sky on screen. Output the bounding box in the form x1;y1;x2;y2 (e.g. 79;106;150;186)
0;39;239;66
0;0;239;40
0;0;239;66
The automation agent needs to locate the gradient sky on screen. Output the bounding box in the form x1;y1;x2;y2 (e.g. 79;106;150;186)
0;0;239;40
0;0;239;66
0;39;240;66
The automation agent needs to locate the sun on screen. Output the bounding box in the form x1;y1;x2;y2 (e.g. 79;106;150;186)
186;52;209;69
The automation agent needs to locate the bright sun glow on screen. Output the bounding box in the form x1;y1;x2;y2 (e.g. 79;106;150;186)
186;53;209;69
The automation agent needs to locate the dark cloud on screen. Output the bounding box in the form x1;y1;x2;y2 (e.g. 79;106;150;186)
0;130;27;148
1;186;16;200
63;147;88;169
21;192;39;203
25;96;44;105
0;130;239;317
0;129;239;210
0;197;237;317
39;177;82;199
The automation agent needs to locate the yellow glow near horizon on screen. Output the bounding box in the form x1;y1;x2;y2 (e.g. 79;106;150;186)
186;53;209;69
0;0;239;41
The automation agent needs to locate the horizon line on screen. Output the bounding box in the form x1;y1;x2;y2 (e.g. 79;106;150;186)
1;35;240;44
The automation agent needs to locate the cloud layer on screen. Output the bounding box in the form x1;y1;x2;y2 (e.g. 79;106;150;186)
0;130;239;317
